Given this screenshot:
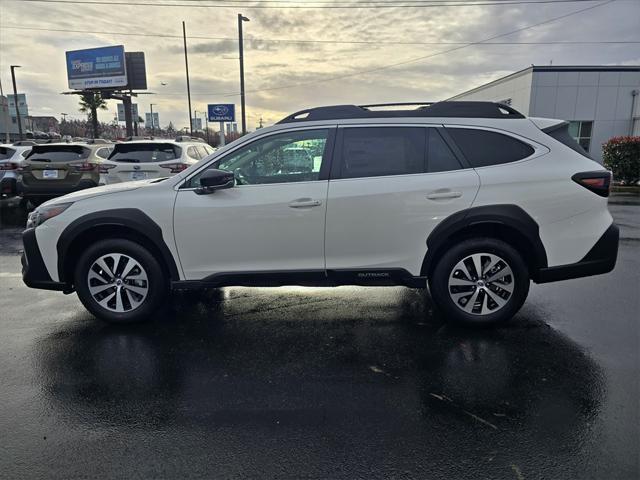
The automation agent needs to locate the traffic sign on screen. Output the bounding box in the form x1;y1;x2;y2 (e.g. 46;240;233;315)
208;104;235;122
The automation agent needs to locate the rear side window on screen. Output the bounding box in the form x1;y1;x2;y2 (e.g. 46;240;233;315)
447;128;534;167
109;143;181;163
427;129;462;173
27;145;89;162
0;147;16;160
544;123;592;159
339;127;426;179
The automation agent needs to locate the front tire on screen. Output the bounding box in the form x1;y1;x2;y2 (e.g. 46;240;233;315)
429;238;529;326
74;239;167;323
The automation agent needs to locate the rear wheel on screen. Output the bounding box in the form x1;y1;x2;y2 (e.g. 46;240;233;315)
74;239;167;323
429;238;529;326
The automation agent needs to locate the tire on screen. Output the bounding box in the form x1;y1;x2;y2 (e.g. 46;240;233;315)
74;239;168;323
428;237;530;326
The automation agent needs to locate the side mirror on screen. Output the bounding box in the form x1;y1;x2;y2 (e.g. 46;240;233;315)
195;168;235;195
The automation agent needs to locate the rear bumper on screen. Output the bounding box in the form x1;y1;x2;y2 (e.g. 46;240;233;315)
535;223;619;283
18;179;98;198
22;228;70;291
0;174;17;197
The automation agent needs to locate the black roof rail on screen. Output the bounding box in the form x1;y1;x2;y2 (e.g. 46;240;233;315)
277;101;524;124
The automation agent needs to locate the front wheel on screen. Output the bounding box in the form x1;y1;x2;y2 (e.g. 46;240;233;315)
74;239;167;323
429;238;530;326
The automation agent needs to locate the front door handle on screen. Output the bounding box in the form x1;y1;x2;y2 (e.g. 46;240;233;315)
289;198;323;208
426;191;463;200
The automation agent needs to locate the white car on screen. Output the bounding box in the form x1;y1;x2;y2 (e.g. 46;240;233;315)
21;101;618;325
100;139;215;184
0;143;32;198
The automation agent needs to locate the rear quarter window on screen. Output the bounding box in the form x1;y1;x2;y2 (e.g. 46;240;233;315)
447;128;535;167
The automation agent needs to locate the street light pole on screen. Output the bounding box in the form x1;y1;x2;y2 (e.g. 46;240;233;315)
10;65;23;141
149;103;156;137
183;21;193;136
238;13;249;135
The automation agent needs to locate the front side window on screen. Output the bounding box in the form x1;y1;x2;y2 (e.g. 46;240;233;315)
201;129;329;186
338;127;426;179
447;128;534;168
568;121;593;152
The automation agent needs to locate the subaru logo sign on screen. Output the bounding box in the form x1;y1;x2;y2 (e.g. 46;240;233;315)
208;104;235;122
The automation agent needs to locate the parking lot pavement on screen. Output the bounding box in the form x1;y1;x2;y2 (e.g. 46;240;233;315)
0;196;638;479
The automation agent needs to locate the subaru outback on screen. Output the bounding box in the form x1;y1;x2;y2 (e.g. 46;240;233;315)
21;101;618;325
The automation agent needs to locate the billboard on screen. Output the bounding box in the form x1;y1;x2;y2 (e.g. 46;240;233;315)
191;118;203;131
66;45;127;90
125;52;147;90
208;104;235;122
7;94;28;117
145;112;159;128
117;103;138;122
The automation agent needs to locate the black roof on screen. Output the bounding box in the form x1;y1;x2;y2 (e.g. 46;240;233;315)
277;101;524;124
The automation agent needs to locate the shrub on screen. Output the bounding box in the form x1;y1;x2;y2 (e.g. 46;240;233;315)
602;136;640;184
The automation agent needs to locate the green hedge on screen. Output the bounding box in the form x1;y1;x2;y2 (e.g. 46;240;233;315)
602;136;640;184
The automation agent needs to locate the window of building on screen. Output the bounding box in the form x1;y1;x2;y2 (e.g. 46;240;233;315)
446;128;535;167
568;121;593;152
338;127;426;179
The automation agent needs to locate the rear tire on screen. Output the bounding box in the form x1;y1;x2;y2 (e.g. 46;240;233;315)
74;239;167;323
429;237;529;326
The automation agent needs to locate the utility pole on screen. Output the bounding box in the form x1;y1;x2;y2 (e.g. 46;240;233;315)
183;21;193;136
238;14;249;135
10;65;23;141
149;103;156;137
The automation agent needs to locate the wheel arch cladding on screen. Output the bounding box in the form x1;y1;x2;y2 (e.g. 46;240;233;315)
56;208;180;284
421;204;548;279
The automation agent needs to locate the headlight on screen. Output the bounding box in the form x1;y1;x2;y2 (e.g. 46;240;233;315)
26;203;73;229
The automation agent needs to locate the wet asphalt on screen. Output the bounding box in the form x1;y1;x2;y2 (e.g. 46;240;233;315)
0;195;638;480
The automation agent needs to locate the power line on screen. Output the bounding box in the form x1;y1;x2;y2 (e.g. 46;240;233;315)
154;0;619;96
3;24;637;46
6;0;608;9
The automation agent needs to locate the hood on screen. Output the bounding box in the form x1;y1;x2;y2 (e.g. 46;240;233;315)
40;179;160;207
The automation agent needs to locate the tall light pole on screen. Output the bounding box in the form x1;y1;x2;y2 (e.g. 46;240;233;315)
183;21;193;136
10;65;23;141
238;14;249;135
149;103;156;137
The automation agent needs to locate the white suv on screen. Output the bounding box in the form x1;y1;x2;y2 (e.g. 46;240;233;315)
21;102;618;325
100;138;215;184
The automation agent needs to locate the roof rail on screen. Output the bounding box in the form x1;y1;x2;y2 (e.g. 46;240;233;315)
277;101;524;124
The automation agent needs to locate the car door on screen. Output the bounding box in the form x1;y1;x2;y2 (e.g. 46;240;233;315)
174;127;336;280
325;125;480;277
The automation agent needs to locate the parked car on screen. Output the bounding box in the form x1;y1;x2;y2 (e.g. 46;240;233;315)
0;143;32;198
21;101;618;325
18;142;113;205
100;139;215;184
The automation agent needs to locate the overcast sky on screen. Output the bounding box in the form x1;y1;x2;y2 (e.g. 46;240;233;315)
1;0;639;131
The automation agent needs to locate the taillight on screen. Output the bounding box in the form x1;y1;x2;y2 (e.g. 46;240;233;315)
572;171;612;197
69;161;98;172
98;163;116;174
0;163;18;171
160;162;189;173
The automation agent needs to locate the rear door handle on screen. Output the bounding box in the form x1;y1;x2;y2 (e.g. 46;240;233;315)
426;191;463;200
289;198;323;208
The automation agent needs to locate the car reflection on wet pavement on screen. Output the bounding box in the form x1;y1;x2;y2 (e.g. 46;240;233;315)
0;196;638;479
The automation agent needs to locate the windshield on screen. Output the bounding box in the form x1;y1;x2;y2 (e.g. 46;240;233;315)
26;145;89;162
109;143;181;163
0;147;16;160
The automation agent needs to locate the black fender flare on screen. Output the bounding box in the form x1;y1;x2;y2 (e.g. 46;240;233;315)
421;204;548;277
56;208;180;283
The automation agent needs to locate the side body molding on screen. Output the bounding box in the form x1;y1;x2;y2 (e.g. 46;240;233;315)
421;204;548;278
56;208;180;283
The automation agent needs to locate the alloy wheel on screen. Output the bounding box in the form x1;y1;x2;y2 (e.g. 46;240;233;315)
87;253;149;313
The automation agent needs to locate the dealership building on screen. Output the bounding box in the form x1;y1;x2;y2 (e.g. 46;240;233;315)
449;65;640;162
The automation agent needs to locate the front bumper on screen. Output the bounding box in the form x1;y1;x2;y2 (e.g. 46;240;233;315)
535;223;619;283
22;228;70;291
